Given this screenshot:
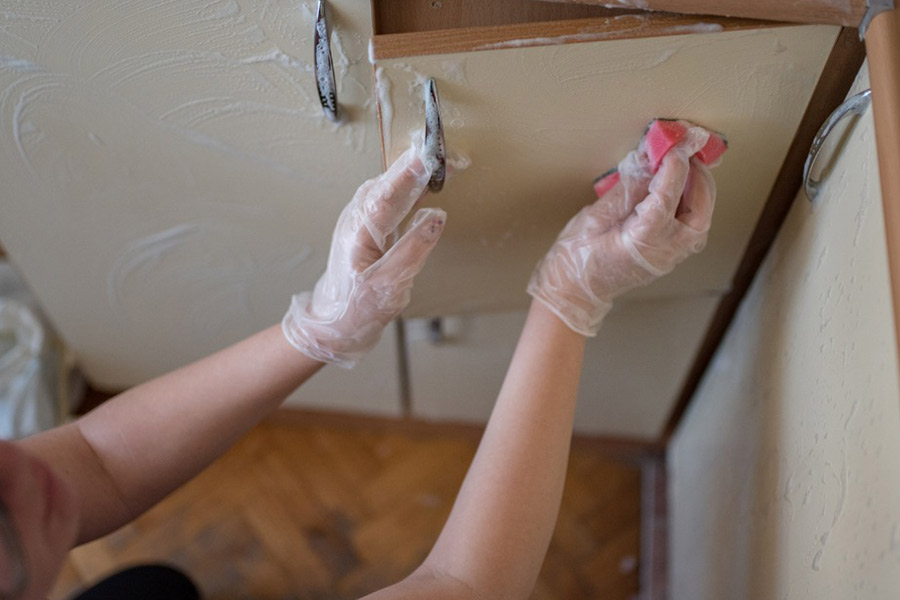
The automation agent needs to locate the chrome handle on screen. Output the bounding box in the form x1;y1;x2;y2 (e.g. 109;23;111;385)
859;0;894;39
804;88;871;202
314;0;339;122
425;79;446;192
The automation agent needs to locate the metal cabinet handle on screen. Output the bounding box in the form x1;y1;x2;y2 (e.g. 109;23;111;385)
804;89;871;202
425;79;446;192
314;0;339;122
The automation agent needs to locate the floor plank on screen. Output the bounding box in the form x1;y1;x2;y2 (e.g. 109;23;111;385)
50;417;643;599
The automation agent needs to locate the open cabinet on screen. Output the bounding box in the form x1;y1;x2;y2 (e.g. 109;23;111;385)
0;2;894;442
367;8;846;437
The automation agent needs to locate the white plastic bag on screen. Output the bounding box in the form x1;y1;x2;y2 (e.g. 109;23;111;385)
0;298;57;439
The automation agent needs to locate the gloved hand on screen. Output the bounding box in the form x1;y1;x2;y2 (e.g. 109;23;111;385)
527;126;717;336
283;147;445;367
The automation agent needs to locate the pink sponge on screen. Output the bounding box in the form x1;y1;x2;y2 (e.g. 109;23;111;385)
593;119;727;198
592;168;621;198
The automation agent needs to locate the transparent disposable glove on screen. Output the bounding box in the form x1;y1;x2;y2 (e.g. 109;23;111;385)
527;128;717;336
283;147;445;367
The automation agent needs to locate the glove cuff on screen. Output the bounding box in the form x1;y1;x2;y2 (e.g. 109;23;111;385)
282;293;382;369
526;279;613;337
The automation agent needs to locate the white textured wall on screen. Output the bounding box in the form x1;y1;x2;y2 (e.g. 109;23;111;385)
670;67;900;598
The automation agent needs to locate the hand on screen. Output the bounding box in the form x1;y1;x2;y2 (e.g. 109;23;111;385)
283;147;445;367
527;132;717;336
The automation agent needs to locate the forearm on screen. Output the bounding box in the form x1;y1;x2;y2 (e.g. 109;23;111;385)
423;300;586;598
20;324;323;543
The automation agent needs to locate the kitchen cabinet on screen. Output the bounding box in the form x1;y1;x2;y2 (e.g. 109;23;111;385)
371;21;839;315
371;12;841;437
0;3;863;435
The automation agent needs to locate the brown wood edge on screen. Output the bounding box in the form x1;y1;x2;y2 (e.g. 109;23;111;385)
268;406;664;462
864;9;900;390
546;0;865;28
659;27;867;445
370;14;783;60
640;458;668;599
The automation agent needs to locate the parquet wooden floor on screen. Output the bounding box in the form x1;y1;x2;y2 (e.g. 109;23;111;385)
49;413;644;600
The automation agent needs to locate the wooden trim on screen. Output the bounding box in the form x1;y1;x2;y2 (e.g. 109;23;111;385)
541;0;866;27
660;27;867;443
372;0;638;36
371;14;781;60
864;8;900;386
640;459;668;599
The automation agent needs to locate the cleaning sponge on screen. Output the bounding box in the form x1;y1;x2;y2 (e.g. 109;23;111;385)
594;119;727;197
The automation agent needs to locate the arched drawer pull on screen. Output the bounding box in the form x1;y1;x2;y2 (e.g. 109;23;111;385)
804;89;871;202
314;0;339;122
425;79;446;192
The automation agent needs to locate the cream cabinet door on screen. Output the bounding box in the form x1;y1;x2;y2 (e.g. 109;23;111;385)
405;295;719;439
373;24;839;316
0;1;401;412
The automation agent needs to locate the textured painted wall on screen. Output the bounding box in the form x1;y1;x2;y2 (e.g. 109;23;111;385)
0;1;386;392
669;67;900;598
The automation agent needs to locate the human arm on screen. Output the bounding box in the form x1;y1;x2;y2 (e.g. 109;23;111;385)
19;326;323;544
17;147;445;545
361;299;585;600
366;129;718;599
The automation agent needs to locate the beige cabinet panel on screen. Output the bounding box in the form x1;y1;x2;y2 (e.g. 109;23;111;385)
404;310;524;425
405;295;720;439
374;25;839;316
283;324;403;418
0;1;386;392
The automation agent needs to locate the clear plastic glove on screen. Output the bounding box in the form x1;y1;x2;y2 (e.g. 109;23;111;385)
527;129;717;336
283;147;445;367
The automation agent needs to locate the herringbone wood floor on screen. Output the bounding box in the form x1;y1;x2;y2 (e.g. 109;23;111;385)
49;413;643;599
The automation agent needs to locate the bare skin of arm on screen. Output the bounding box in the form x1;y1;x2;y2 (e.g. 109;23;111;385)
366;138;717;599
19;325;324;543
363;300;586;600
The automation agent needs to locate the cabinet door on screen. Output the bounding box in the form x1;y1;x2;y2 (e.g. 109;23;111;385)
405;296;720;439
372;23;839;316
0;1;399;409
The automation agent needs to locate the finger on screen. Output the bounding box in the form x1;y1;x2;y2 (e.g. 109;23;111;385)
586;150;652;231
617;149;655;216
369;208;446;284
358;147;432;251
675;159;716;232
647;150;690;218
